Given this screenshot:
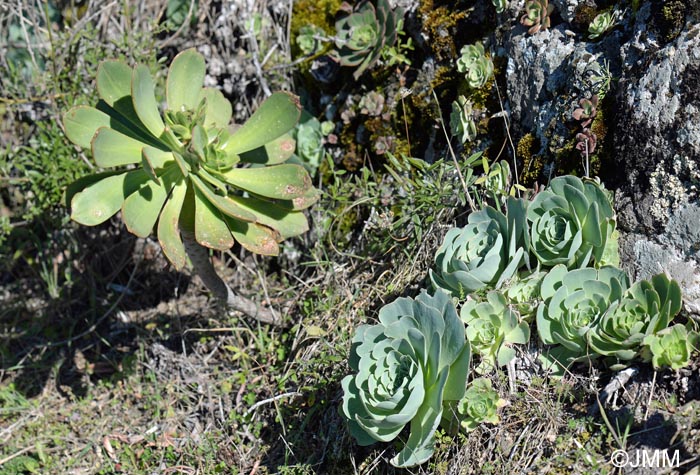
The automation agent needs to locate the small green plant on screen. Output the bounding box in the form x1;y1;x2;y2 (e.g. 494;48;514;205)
588;11;616;40
492;0;508;14
330;0;404;80
456;378;506;431
642;324;700;370
296;24;326;55
449;95;477;143
503;271;546;322
537;264;629;374
474;160;527;210
63;49;317;323
588;274;682;369
456;42;494;89
527;176;617;269
292;112;325;174
572;96;598;128
461;291;530;373
430;197;529;298
340;289;471;467
380;18;414;68
520;0;554;35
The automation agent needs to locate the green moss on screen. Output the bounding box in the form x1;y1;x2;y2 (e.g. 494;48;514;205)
517;133;545;186
654;0;686;42
573;4;599;29
419;2;469;61
290;0;342;51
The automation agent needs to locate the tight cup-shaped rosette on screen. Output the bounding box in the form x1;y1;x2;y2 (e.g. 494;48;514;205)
527;176;617;270
588;274;682;369
330;0;404;80
642;324;700;370
63;49;317;269
341;289;471;468
461;291;530;374
537;264;629;374
431;197;530;298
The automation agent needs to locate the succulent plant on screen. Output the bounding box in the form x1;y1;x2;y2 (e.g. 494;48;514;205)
450;96;477;143
296;24;325;56
457;377;507;431
520;0;554;35
341;289;471;467
456;43;494;89
503;271;546;322
492;0;508;14
537;264;629;373
331;0;404;80
358;91;385;116
527;176;616;269
430;197;530;299
588;274;682;369
575;128;597;157
641;324;700;370
461;291;530;373
572;96;598;128
588;11;615;40
63;50;317;323
292;113;324;174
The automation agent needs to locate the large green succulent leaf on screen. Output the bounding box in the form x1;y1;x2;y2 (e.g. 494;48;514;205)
222;92;301;156
97;61;158;144
238;134;296;165
157;178;188;269
227;195;308;239
268;187;321;211
97;60;133;107
132;64;165;138
219;164;312;200
122;165;179;237
189;175;256;222
193;184;235;250
91;127;146;167
225;218;281;256
70;170;149;225
64;170;124;208
199;87;232;129
390;367;446;468
166;48;206;112
63;106;112;149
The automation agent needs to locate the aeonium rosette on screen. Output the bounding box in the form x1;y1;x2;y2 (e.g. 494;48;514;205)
340;289;471;467
588;273;682;369
430;197;530;298
537;264;629;374
527;176;617;269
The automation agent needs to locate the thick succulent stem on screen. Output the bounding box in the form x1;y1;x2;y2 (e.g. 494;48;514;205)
181;231;283;326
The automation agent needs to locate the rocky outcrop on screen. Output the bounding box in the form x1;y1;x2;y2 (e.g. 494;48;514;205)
503;1;700;312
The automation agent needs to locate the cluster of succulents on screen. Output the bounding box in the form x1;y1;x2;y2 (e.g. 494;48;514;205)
429;174;697;374
456;42;494;89
450;95;477;143
328;0;404;80
341;172;698;466
520;0;554;35
63;49;317;269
